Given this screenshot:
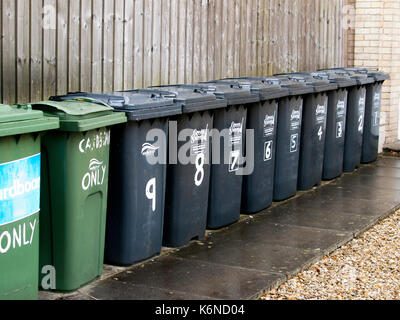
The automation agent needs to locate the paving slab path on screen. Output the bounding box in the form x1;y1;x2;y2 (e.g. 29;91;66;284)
39;157;400;300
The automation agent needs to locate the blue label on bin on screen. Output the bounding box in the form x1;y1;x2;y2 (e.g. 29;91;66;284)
0;154;41;227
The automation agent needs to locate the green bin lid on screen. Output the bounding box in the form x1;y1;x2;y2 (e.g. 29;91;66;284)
30;99;127;132
0;104;59;137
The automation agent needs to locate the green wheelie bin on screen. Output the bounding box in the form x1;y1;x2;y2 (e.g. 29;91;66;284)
0;104;59;300
29;99;127;292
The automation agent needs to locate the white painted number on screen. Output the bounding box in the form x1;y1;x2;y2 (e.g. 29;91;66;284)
336;121;343;139
290;134;298;153
146;178;156;212
318;126;323;141
194;153;205;186
264;141;273;161
229;150;240;172
373;111;379;126
358;114;364;133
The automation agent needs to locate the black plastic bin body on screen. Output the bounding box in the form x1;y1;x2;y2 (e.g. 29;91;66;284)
258;77;314;201
141;86;228;246
50;91;182;266
274;74;338;191
341;68;390;163
314;72;358;180
214;78;289;214
320;69;375;172
183;83;260;228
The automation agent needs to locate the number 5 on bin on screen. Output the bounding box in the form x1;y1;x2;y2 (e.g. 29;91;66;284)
290;134;299;153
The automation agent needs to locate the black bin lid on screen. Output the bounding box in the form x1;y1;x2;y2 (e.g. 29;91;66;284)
180;82;261;106
284;71;357;88
231;77;314;96
142;86;228;114
340;67;390;82
319;68;375;85
50;92;182;121
274;73;338;92
211;78;290;101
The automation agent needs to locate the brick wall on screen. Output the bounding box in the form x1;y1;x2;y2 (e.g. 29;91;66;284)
347;0;400;150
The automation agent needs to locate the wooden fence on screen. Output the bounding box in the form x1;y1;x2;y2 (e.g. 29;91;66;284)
0;0;346;105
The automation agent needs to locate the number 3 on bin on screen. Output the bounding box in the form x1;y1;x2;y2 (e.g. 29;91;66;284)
146;178;156;212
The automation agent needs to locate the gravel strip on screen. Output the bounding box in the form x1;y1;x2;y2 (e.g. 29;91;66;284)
261;209;400;300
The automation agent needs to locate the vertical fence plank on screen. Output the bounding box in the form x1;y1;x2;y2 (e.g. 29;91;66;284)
249;0;258;75
192;0;200;82
220;0;228;79
103;0;115;92
68;0;80;92
2;0;16;104
319;0;325;69
256;0;263;76
200;0;208;81
43;0;57;99
239;0;247;76
152;0;161;85
55;0;68;95
213;0;221;80
291;0;299;72
177;0;186;84
123;0;134;90
80;0;91;93
92;0;103;92
114;0;124;91
16;0;30;103
169;0;178;84
207;0;215;80
226;0;235;78
314;0;320;70
185;0;193;84
143;0;153;88
160;0;170;85
233;0;240;77
246;0;253;74
262;0;270;76
133;0;143;88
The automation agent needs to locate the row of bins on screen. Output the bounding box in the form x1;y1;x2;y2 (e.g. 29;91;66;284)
0;67;389;298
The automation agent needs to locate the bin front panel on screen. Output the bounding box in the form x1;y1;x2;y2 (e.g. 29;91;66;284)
105;119;168;265
0;134;41;300
323;88;348;180
163;111;213;248
362;82;383;163
242;100;278;214
207;104;247;229
344;86;367;172
39;127;111;291
274;96;303;201
298;93;328;191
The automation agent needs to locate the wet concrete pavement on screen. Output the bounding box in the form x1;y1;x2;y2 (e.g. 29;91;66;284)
39;157;400;300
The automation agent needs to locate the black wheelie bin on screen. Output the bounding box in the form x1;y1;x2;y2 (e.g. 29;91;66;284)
134;86;228;246
314;72;357;180
207;78;289;214
274;74;338;191
320;69;375;172
180;82;260;229
258;77;314;201
338;68;390;163
49;92;182;266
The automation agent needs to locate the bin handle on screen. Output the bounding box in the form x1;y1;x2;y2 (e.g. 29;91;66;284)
65;97;114;108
